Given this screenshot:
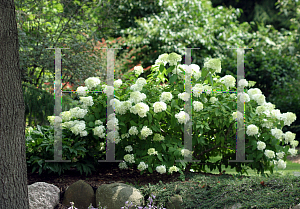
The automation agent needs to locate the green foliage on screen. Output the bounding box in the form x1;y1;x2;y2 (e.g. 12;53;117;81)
118;0;253;80
22;82;79;127
25;124;105;176
15;0;130;88
211;0;295;31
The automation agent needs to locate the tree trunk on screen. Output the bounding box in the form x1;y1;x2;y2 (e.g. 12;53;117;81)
0;1;29;208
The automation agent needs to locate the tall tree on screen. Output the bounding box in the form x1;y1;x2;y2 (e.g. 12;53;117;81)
0;0;29;208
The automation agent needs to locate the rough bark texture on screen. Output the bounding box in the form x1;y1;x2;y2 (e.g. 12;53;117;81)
0;0;29;208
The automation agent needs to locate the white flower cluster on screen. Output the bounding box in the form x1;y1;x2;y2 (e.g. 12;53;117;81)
125;145;133;153
246;124;259;136
155;53;169;66
238;79;248;87
181;148;193;158
130;102;149;118
178;92;190;102
124;154;135;163
219;75;236;89
168;165;180;174
175;111;190;124
232;111;244;121
147;148;158;156
284;131;296;144
134;66;144;76
230;93;237;99
156;165;167;174
79;96;94;109
119;162;128;169
153;102;167;113
174;64;201;81
191;84;204;98
193;101;203;112
128;126;139;136
281;112;297;126
247;88;266;106
153;133;165;141
76;86;89;96
271;128;283;140
261;119;273;129
121;133;130;140
209;97;218;104
154;52;182;67
114;79;123;88
84;77;100;90
137;162;148;171
69;107;88;119
160;92;173;103
238;92;250;103
203;58;222;74
70;120;87;137
140;126;153;139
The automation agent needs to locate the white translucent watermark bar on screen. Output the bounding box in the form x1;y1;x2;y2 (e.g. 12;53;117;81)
45;48;71;163
228;47;253;163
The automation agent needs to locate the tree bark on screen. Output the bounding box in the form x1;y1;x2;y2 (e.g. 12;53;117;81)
0;1;29;208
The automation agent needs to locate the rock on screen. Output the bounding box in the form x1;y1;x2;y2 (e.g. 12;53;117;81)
293;203;300;209
224;202;243;209
95;182;145;209
28;182;60;209
165;194;183;209
62;180;96;209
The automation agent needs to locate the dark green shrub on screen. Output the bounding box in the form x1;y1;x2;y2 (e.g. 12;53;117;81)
25;124;106;176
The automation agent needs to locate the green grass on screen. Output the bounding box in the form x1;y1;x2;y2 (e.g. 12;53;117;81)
198;154;300;178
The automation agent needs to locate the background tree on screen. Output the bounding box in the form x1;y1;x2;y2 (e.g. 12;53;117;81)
15;0;148;127
210;0;297;31
0;0;29;208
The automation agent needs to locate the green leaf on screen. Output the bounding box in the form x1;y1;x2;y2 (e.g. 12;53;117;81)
161;143;166;152
130;120;137;126
88;121;94;127
174;105;181;110
169;147;176;152
119;122;126;127
37;138;43;145
148;166;153;173
148;112;152;124
208;74;214;86
197;137;207;145
201;69;209;81
159;64;165;73
216;109;219;116
256;152;263;160
94;112;100;119
157;154;163;162
166;143;173;148
169;74;177;84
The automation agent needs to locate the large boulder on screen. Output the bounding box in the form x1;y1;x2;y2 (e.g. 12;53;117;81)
95;183;145;209
28;182;60;209
62;180;96;209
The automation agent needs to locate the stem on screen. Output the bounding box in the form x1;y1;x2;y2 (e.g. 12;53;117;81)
193;122;236;160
